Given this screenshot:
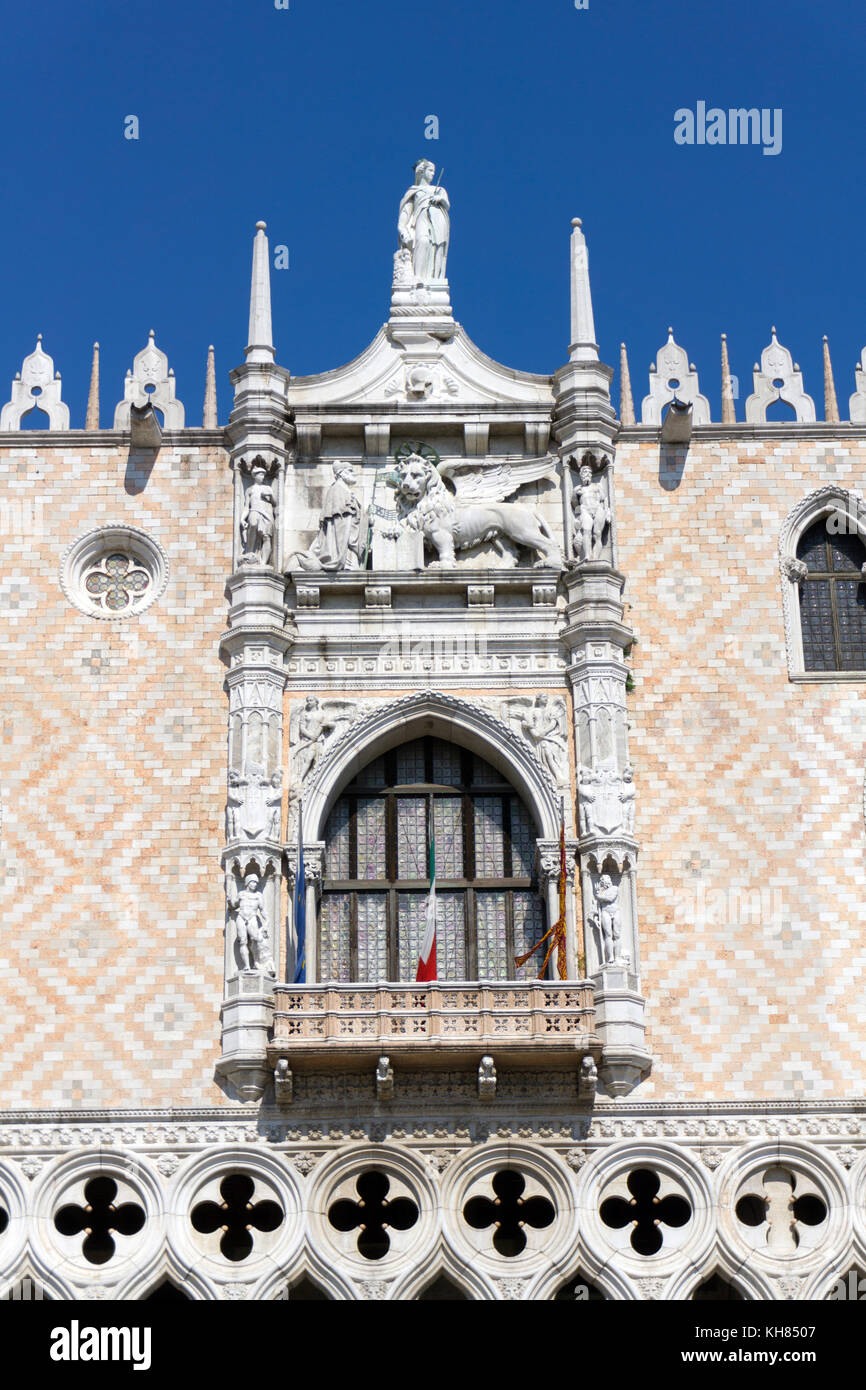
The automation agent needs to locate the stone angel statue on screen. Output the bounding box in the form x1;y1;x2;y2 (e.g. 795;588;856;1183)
289;695;370;790
389;451;562;569
504;694;570;787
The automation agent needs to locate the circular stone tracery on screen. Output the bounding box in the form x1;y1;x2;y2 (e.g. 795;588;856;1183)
84;552;150;612
60;524;168;620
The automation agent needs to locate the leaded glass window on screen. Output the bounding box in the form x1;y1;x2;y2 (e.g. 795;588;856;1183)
320;737;546;982
797;520;866;671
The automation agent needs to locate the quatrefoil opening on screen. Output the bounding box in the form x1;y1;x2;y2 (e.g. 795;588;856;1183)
463;1168;555;1257
191;1172;283;1263
599;1168;691;1256
328;1169;419;1260
54;1175;146;1265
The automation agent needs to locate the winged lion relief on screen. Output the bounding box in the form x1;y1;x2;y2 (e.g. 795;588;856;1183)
379;448;563;570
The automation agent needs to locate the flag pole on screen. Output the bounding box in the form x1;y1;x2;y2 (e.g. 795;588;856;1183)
293;799;307;985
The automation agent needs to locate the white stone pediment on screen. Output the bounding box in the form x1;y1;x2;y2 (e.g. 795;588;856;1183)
288;324;554;409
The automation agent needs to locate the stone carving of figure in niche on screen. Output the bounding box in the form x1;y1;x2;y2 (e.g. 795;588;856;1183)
591;873;628;967
290;461;367;572
228;872;275;975
397;159;450;284
290;695;361;788
509;694;569;787
571;462;611;563
241;466;276;566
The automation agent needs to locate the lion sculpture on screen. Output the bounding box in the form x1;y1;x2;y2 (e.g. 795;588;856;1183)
391;453;562;568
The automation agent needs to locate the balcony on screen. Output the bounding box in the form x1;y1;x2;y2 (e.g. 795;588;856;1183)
267;980;600;1075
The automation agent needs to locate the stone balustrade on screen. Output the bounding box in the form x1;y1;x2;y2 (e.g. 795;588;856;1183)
268;981;599;1073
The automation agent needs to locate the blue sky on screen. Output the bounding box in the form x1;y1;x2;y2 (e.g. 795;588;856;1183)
1;0;862;426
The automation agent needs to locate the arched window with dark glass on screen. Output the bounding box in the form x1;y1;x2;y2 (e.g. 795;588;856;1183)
319;737;547;983
797;519;866;671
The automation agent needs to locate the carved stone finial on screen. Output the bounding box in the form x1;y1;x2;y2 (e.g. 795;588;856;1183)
203;344;218;428
0;337;70;430
745;328;815;423
823;335;840;423
850;347;866;423
85;342;100;431
720;333;736;424
246;221;275;364
619;343;635;425
113;332;185;429
641;328;711;426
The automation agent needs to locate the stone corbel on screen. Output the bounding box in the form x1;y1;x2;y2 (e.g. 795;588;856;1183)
478;1055;497;1100
376;1055;394;1101
274;1059;293;1107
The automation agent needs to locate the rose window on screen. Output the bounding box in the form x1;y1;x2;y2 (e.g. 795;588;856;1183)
84;553;150;612
60;524;168;620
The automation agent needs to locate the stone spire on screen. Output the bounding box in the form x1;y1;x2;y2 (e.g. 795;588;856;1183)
553;218;615;457
85;342;100;430
246;221;274;364
823;335;839;423
203;344;217;427
721;333;736;423
619;343;635;425
568;218;599;364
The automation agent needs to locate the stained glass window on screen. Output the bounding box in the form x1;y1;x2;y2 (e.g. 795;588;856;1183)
796;519;866;671
320;736;548;982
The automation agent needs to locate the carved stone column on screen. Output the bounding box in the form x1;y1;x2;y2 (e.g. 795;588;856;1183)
217;573;295;1101
216;222;296;1101
536;839;581;979
562;560;650;1096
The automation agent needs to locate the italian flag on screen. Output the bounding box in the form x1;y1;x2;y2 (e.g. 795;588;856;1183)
416;826;437;982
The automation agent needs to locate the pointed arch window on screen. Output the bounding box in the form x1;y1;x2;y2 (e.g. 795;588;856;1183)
780;490;866;679
319;737;547;983
796;520;866;671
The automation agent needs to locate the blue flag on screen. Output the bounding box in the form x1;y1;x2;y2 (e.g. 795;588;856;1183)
293;802;306;984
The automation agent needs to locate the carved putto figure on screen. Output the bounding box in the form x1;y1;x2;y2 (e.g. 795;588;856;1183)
289;461;366;572
507;695;569;786
620;766;636;834
578;765;636;836
571;461;611;562
397;159;450;284
226;770;245;839
228;873;275;976
226;765;283;841
241;466;276;566
390;452;562;569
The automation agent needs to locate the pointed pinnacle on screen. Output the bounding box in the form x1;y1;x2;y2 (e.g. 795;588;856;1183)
823;335;839;423
720;333;736;424
203;344;218;428
619;342;635;426
85;341;100;431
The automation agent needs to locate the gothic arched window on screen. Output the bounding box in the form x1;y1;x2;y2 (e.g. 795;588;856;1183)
797;519;866;671
320;737;546;983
